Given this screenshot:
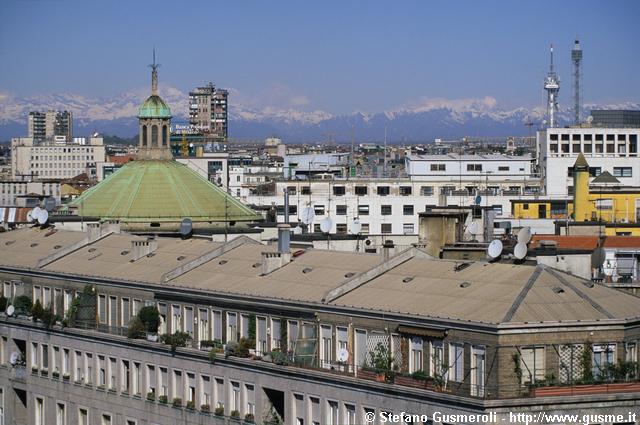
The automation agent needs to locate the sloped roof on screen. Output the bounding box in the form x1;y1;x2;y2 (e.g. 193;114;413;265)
530;235;599;250
603;236;640;249
69;160;260;222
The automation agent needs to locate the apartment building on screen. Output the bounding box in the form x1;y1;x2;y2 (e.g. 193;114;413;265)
0;226;639;425
0;180;61;207
10;137;106;181
538;127;640;196
188;83;229;141
27;111;73;142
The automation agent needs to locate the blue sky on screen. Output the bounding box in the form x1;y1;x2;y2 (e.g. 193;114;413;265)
1;0;639;114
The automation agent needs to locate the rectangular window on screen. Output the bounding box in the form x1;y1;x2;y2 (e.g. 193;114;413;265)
227;312;238;342
42;344;49;370
420;186;434;196
498;166;509;171
245;384;255;416
344;403;356;425
336;205;347;215
403;205;414;215
466;164;482;171
354;186;368;196
230;381;240;412
592;344;616;379
430;164;446;171
403;223;415;234
241;314;250;339
98;356;106;387
215;378;225;409
357;205;369;216
171;305;182;333
332;186;345;196
320;324;332;369
377;186;390;196
449;343;464;382
121;360;130;393
121;298;131;327
160;367;168;397
271;319;282;351
35;397;44;425
173;370;183;401
85;353;93;384
381;223;392;234
520;347;545;384
63;349;70;376
399;186;412;196
132;362;141;395
200;375;211;407
78;408;88;425
147;365;156;395
613;167;632;177
409;337;423;373
98;295;107;324
430;341;444;378
56;402;66;425
313;205;325;216
327;400;339;425
213;310;222;341
471;346;485;397
381;205;392;215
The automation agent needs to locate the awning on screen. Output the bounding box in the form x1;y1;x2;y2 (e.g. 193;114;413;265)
397;325;446;339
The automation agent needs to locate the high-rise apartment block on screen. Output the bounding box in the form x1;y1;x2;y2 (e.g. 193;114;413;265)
27;110;73;142
188;83;228;141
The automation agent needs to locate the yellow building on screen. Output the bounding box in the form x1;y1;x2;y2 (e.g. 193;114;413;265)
511;154;640;228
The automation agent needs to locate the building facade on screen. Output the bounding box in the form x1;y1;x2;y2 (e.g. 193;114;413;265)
10;137;106;181
1;227;640;425
538;127;640;196
188;83;229;141
28;111;73;142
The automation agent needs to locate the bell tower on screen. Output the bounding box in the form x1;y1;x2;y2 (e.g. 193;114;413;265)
137;49;173;160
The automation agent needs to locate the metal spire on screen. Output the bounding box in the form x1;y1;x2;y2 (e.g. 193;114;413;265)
149;47;160;96
544;43;560;128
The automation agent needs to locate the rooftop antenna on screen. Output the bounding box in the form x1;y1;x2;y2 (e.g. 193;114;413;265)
571;38;583;125
544;44;560;128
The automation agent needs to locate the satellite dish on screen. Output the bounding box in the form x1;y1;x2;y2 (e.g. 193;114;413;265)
517;227;532;244
27;210;35;223
179;218;193;238
9;352;20;366
475;195;482;206
514;242;528;260
487;239;503;259
37;209;49;225
591;247;605;268
292;226;303;235
32;206;42;221
587;115;594;124
467;221;479;235
6;305;14;317
337;348;349;363
300;207;315;225
320;217;333;233
349;219;362;235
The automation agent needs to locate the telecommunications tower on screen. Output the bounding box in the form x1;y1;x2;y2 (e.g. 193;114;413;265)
571;39;583;125
544;44;560;128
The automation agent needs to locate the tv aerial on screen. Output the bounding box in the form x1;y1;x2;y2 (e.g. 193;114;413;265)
514;242;528;260
487;239;503;259
320;217;333;233
517;227;532;244
349;218;362;235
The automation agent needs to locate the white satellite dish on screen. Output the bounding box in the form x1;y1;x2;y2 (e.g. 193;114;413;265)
349;219;362;235
300;207;315;225
514;242;528;260
467;221;479;235
292;226;303;235
37;209;49;225
487;239;503;259
27;210;35;223
9;352;20;366
32;207;42;221
6;305;14;317
320;217;333;233
337;348;349;363
517;227;532;244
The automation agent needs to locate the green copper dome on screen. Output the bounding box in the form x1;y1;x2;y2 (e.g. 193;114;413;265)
138;95;172;119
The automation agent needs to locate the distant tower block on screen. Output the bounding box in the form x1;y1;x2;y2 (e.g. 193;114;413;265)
571;39;583;125
544;44;560;128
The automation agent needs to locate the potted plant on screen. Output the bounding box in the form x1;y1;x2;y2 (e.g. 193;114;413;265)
200;404;210;413
158;395;168;404
244;413;255;423
365;342;396;383
186;400;195;410
31;365;38;374
160;332;192;354
230;409;240;419
146;391;155;402
52;369;60;378
214;406;224;416
63;372;70;381
172;397;182;408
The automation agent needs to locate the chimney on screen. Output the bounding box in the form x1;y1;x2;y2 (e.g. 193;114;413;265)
382;239;395;262
262;224;291;275
131;237;158;261
86;223;102;242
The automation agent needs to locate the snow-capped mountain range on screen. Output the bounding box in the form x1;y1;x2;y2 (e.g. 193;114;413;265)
0;87;638;142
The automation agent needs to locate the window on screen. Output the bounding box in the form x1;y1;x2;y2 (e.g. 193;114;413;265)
336;223;347;234
187;373;196;404
78;408;88;425
171;305;182;333
355;186;368;196
98;356;106;387
381;205;392;215
241;314;250;339
336;205;347;215
449;343;464;382
227;312;237;342
327;401;339;425
56;402;66;425
132;362;141;395
215;378;225;409
245;384;255;416
357;205;369;215
471;346;485;397
98;295;107;324
613;167;632;177
377;186;390;196
430;341;444;378
230;381;240;412
430;164;446;171
320;325;332;369
147;365;156;395
35;397;44;425
301;186;311;195
85;353;93;384
200;375;211;407
399;186;412;196
121;298;131;327
403;223;415;234
288;320;299;351
160;368;168;397
173;370;183;400
593;344;616;379
286;186;296;195
101;414;111;425
409;337;423;373
344;403;356;425
121;360;130;393
420;186;434;196
333;186;345;196
42;344;49;370
381;223;392;234
294;393;304;425
467;164;482;171
271;319;282;350
498;166;509;171
520;347;545;385
313;205;325;215
403;205;414;215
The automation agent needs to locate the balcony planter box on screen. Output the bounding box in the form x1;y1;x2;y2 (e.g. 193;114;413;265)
62;373;70;381
357;369;381;382
200;404;210;414
395;375;434;389
146;392;156;402
214;406;224;416
530;382;640;398
31;367;38;374
158;395;168;404
186;401;195;410
172;397;183;408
